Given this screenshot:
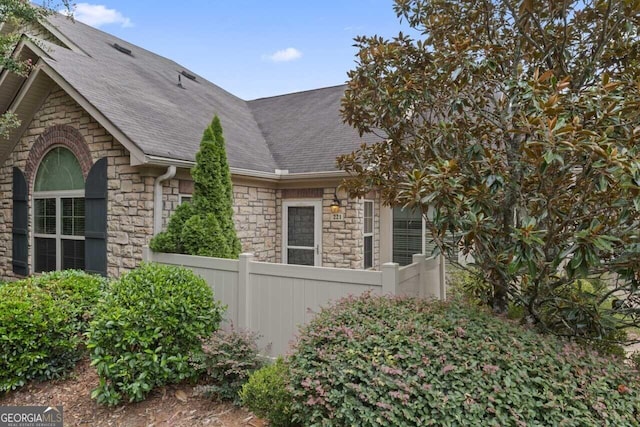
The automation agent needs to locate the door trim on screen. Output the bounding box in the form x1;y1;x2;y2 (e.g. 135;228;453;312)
282;200;322;266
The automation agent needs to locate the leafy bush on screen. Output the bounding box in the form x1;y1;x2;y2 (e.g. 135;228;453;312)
446;266;492;305
240;358;296;427
0;271;104;392
182;213;230;257
29;270;106;332
87;263;225;405
534;278;628;355
190;328;262;405
631;351;640;371
150;115;240;258
288;293;640;426
149;201;194;254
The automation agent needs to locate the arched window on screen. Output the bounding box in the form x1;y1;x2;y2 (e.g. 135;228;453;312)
33;147;85;272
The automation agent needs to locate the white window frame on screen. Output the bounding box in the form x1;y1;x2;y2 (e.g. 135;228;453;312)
32;189;85;273
178;194;192;205
363;200;374;269
282;200;322;266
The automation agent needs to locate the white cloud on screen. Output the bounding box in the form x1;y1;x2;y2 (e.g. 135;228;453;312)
263;47;302;63
63;3;133;28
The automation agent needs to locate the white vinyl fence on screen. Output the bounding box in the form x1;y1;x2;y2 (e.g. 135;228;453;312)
143;248;446;356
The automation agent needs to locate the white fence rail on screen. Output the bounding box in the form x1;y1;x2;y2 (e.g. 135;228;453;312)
143;248;446;356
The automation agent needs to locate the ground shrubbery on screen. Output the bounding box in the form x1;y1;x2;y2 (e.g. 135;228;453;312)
190;328;263;405
241;358;295;427
287;293;640;426
87;263;225;405
0;270;105;392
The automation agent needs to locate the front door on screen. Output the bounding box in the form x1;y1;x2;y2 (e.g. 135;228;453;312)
283;200;322;266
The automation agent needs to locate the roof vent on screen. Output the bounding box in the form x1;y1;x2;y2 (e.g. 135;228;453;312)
112;43;132;56
180;70;196;81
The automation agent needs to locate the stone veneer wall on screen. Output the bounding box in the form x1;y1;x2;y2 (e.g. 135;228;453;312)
0;87;154;279
0;88;380;279
321;189;381;270
162;179;278;262
276;187;381;270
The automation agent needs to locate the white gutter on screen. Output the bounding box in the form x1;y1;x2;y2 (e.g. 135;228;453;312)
153;166;176;235
142;155;348;181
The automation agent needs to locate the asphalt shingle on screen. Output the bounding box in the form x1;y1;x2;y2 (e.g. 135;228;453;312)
36;14;380;174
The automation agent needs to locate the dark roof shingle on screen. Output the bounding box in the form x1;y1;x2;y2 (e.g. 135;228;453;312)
34;15;380;174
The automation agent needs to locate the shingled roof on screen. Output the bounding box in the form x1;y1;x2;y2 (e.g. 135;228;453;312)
4;14;379;174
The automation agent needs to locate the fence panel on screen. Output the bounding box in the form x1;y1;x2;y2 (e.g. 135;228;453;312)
248;262;382;355
143;247;444;356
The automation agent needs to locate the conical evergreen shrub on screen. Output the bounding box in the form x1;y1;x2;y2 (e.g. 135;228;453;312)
150;115;241;258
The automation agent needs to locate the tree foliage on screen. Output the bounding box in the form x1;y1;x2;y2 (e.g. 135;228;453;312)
150;115;241;258
339;0;640;341
0;0;71;137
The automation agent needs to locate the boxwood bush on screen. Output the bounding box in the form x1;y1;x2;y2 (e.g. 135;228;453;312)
0;270;105;392
87;263;224;405
240;357;296;427
288;293;640;426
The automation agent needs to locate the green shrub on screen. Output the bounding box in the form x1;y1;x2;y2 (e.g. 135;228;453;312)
150;115;240;258
241;358;296;427
29;270;106;333
181;213;230;257
446;266;492;305
535;278;628;355
150;201;194;254
288;293;640;426
87;263;225;405
0;270;104;392
0;284;77;391
190;328;262;405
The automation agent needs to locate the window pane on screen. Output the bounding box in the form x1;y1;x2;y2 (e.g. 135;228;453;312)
35;237;56;272
364;236;373;269
62;198;85;236
34;198;56;234
287;248;314;266
34;147;84;191
287;207;315;247
393;207;422;266
364;201;373;234
62;239;85;270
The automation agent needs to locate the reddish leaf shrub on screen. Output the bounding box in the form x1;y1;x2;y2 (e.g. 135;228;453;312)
288;293;640;426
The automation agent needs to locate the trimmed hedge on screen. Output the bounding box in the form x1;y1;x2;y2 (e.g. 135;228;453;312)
288;293;640;426
87;263;225;405
0;270;105;392
241;358;296;427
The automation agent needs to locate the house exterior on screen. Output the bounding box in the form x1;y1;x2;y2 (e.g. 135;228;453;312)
0;14;433;279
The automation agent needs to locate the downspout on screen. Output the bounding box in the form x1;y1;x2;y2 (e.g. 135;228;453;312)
153;166;176;235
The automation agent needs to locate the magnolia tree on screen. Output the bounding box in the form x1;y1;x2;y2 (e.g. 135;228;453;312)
339;0;640;341
0;0;71;136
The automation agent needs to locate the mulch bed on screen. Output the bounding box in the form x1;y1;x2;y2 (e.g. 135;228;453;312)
0;358;266;427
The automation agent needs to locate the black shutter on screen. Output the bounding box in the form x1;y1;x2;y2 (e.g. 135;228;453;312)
12;167;29;276
84;157;108;276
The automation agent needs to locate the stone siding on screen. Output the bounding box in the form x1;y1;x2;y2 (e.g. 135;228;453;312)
162;180;278;262
0;87;153;279
0;87;381;280
277;187;381;270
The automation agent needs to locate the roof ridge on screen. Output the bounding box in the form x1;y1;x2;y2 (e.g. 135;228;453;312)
247;83;347;103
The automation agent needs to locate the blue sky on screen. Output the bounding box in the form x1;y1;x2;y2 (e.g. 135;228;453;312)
59;1;414;100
